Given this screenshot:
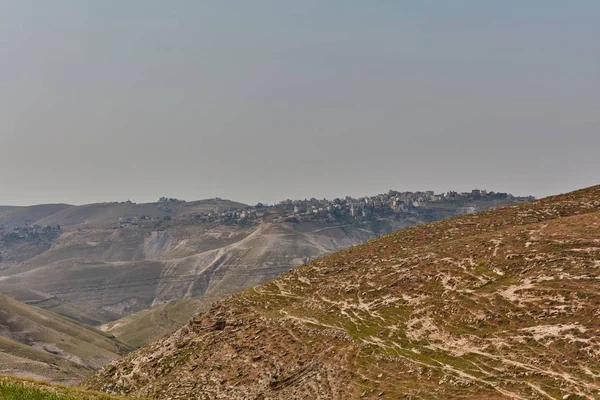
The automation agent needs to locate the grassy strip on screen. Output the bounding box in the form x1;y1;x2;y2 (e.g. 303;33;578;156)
0;376;131;400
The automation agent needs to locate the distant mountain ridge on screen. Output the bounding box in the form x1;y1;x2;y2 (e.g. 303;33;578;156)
0;204;72;229
0;198;248;230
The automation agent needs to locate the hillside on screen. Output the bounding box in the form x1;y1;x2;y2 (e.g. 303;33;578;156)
0;294;132;384
0;218;402;320
24;296;121;327
0;190;529;326
0;199;248;230
89;185;600;399
0;204;72;229
0;375;130;400
100;293;230;348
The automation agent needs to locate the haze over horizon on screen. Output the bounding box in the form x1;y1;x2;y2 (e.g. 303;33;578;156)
1;1;599;206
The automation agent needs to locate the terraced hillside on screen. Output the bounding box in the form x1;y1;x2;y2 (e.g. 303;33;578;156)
89;185;600;399
0;294;132;384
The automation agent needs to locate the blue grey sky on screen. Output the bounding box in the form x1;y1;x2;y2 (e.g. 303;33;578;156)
1;1;599;205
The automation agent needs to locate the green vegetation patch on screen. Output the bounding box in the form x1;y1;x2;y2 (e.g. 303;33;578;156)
0;376;131;400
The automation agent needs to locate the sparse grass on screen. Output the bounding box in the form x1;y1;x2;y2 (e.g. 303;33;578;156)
0;376;132;400
102;294;226;348
86;185;600;399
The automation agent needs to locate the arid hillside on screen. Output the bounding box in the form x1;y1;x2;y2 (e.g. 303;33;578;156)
0;218;407;320
88;185;600;399
100;293;230;348
0;294;132;384
1;192;528;326
0;204;72;229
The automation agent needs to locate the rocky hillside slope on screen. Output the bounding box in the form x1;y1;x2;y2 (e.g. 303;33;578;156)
1;192;527;326
89;185;600;399
0;294;132;384
100;293;230;348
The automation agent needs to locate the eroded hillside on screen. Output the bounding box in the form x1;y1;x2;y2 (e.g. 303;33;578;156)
1;192;528;325
0;294;132;384
0;218;406;319
88;185;600;399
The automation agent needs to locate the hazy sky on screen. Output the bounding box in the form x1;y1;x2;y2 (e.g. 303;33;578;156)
1;1;599;206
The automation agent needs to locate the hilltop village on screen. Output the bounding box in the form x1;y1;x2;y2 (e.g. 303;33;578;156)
0;224;61;242
118;189;534;228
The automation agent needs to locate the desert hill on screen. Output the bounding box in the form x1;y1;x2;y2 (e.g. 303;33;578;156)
0;204;72;229
0;198;247;230
0;218;401;320
88;185;600;399
1;190;529;326
100;293;230;348
0;294;132;384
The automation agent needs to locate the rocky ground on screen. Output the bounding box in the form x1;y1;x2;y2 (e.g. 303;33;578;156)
87;185;600;399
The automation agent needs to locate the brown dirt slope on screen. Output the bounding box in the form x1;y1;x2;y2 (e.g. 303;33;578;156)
88;185;600;399
100;293;231;349
0;294;133;383
0;204;72;228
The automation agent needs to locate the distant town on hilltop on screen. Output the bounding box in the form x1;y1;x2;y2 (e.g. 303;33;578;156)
117;189;534;228
0;189;535;235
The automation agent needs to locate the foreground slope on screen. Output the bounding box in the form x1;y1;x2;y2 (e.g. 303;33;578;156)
89;186;600;399
0;375;131;400
0;294;132;383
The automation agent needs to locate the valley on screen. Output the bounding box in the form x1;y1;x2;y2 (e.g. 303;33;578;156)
0;293;131;384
